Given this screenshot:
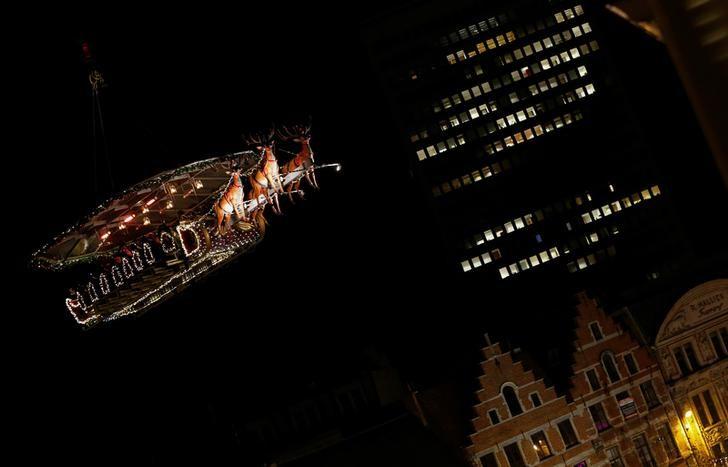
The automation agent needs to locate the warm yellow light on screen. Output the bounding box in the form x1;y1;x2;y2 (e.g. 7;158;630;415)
166;200;174;209
143;217;151;225
685;410;693;419
533;444;539;451
194;180;204;189
169;185;177;194
142;207;149;213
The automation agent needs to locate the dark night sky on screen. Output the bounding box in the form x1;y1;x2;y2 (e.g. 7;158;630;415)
8;3;725;465
9;4;467;465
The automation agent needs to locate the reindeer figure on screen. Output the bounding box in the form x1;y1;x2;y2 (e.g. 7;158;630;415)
277;121;318;203
213;171;247;235
246;129;283;216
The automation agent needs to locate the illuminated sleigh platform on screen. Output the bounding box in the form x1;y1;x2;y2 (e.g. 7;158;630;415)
32;146;336;328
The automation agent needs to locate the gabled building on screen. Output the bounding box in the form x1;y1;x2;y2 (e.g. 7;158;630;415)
464;291;695;466
569;292;686;466
466;338;594;466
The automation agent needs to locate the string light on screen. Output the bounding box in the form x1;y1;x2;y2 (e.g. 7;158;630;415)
143;216;151;225
143;243;155;264
87;282;99;303
166;200;174;209
132;251;144;271
194;179;204;189
142;207;150;214
99;273;110;295
111;265;124;287
118;223;126;230
160;231;177;253
122;257;134;279
177;224;202;257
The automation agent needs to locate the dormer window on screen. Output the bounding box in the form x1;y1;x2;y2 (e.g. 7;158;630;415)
589;322;604;341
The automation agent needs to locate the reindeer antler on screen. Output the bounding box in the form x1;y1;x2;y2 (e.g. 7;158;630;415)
244;128;275;147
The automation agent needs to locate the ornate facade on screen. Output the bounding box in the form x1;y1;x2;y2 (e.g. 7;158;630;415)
655;279;728;464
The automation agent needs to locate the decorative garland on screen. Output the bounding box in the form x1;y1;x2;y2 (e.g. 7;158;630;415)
122;257;134;279
132;250;144;271
143;243;155;265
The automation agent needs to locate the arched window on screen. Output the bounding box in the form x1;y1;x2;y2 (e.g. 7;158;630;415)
602;351;621;383
502;385;523;416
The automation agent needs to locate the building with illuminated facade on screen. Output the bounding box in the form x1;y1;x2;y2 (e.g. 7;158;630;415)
654;279;728;464
362;0;708;308
465;292;690;466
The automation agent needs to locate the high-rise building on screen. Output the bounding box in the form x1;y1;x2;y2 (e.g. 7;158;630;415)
362;0;718;309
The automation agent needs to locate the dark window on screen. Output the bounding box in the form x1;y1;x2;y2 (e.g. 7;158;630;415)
624;353;638;375
703;390;721;424
557;418;579;448
710;331;727;359
590;322;603;341
607;446;624;466
589;403;611;432
531;431;553;460
640;381;661;409
586;369;601;391
602;352;621;383
684;344;700;370
674;348;692;375
504;442;526;467
633;433;656;467
693;394;711;426
530;393;542;408
657;423;680;460
502;386;523;416
488;409;500;425
479;452;498;467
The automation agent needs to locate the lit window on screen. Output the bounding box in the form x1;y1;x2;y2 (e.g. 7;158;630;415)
591;208;602;220
469;108;479;119
578;65;587;77
416;150;426;161
446;54;457;65
555;12;565;23
472;256;482;268
650;185;661;196
514;49;524;60
541;59;551;70
531;430;553;460
519;259;530;270
481;252;492;264
570;47;580;59
509;263;519;274
484;230;494;241
462;89;472;101
575;5;584;15
586;83;595;94
516;110;526;122
582;22;592;33
641;189;652;200
572;26;582;37
539;251;550;263
506;114;517;126
505;222;515;233
534;41;543;52
578;257;587;269
549;247;560;258
523;44;533;56
514;218;525;229
529;255;540;266
426;146;437;157
461;260;472;272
